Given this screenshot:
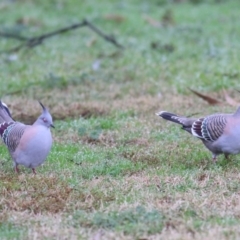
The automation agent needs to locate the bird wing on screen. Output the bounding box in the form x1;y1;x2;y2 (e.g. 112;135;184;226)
0;122;27;152
192;114;228;142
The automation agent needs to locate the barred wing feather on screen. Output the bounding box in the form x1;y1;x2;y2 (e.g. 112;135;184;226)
192;115;227;142
0;122;27;152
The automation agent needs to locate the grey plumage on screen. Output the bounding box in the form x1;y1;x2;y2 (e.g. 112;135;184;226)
156;107;240;162
0;100;54;173
1;122;26;153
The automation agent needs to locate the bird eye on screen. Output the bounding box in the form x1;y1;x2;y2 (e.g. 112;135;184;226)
42;117;47;123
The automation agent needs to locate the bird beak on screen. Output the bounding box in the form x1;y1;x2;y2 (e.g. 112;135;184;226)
50;124;55;128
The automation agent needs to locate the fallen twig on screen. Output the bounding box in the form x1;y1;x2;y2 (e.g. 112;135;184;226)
188;88;223;105
0;32;28;41
0;19;124;53
189;88;240;107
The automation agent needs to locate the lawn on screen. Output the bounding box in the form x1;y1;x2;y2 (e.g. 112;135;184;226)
0;0;240;239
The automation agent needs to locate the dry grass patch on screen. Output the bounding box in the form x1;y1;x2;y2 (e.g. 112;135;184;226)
54;127;117;146
81;132;117;147
67;177;129;211
123;138;149;147
1;211;81;240
121;146;160;166
4;88;235;127
2;88;208;117
0;173;72;214
10;99;107;123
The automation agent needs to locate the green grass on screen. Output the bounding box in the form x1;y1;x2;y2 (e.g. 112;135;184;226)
70;206;165;235
0;223;27;239
1;0;240;239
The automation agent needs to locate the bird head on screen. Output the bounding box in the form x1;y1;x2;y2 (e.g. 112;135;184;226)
37;101;54;128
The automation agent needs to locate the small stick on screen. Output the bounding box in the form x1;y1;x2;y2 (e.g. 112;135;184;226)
0;19;124;53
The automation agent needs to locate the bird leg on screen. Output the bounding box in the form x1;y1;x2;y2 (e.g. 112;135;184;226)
224;154;229;160
15;165;20;174
212;154;217;163
32;168;36;174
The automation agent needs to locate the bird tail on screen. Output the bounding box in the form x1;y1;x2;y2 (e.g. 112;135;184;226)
0;101;13;123
156;111;197;134
156;111;184;125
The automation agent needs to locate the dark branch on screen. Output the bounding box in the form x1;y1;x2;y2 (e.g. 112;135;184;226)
83;19;123;49
0;32;29;41
26;21;88;48
0;19;124;53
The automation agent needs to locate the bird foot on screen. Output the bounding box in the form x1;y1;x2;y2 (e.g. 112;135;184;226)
32;168;36;174
224;154;229;160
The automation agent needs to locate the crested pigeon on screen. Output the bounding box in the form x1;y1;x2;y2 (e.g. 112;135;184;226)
0;100;54;174
156;107;240;162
